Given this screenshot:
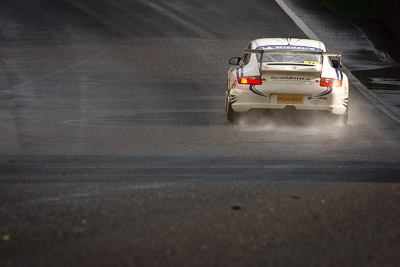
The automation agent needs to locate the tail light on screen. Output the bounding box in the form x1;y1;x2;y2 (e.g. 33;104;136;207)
238;76;262;85
320;78;342;87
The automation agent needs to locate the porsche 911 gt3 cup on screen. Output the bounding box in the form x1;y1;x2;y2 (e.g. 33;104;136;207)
225;38;349;124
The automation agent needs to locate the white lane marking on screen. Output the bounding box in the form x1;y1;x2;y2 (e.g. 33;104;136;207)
274;0;319;40
370;78;400;84
139;0;215;38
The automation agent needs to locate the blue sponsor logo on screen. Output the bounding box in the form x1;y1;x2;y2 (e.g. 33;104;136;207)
256;45;323;52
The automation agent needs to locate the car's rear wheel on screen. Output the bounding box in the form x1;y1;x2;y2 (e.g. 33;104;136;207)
226;102;240;123
225;82;240;123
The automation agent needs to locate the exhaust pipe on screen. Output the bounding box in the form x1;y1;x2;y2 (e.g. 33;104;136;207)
284;105;297;111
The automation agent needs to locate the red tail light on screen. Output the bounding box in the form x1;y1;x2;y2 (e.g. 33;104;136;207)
320;78;342;87
238;76;262;85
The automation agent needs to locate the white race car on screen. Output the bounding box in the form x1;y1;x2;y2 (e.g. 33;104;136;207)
225;38;349;124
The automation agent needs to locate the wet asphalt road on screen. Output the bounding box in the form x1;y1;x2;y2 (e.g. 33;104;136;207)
1;0;400;266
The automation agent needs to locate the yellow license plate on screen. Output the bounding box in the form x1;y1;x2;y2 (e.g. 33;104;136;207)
277;95;303;104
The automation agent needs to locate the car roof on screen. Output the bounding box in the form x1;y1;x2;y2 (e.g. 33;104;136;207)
251;38;327;52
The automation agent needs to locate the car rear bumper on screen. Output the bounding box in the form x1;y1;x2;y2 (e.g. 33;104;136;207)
231;102;347;114
229;89;348;115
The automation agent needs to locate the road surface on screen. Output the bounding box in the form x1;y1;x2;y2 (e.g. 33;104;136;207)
1;0;399;266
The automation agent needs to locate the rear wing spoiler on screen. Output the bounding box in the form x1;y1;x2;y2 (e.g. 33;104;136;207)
243;49;342;70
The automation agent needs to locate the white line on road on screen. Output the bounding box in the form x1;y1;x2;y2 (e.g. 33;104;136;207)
139;0;216;39
274;0;319;40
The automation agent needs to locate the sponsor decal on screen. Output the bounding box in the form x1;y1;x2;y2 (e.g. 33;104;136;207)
270;76;311;82
335;69;340;79
256;45;324;52
230;95;238;104
316;87;333;97
249;85;266;97
342;99;348;108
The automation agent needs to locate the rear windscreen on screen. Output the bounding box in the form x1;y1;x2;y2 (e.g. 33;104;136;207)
258;54;321;65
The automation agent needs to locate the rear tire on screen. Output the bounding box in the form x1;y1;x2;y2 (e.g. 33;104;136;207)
226;103;240;123
225;88;241;123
